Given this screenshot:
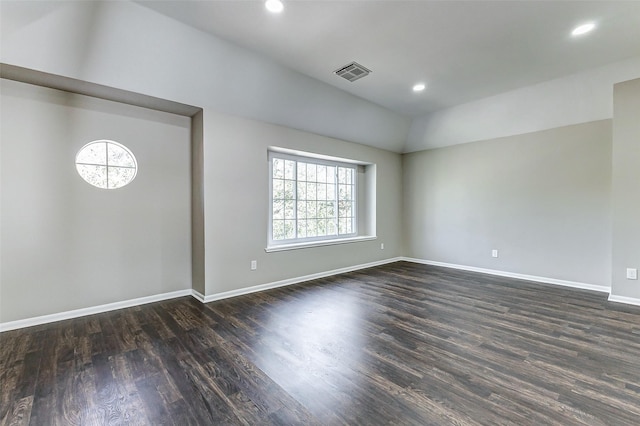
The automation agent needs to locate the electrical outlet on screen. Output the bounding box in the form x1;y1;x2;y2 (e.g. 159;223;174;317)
491;249;499;258
251;260;257;271
380;243;385;250
627;268;638;280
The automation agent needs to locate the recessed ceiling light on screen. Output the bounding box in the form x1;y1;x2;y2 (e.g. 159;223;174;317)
265;0;284;13
571;22;596;37
413;83;426;92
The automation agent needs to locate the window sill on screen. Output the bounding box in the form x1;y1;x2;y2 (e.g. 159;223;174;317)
265;236;377;253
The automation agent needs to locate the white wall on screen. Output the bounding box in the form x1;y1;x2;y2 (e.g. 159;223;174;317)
0;80;191;322
611;78;640;300
403;120;612;287
202;110;403;296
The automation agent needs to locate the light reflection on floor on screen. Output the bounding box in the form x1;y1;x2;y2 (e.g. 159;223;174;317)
250;282;371;415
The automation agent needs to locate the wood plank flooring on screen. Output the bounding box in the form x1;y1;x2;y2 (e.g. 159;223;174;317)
2;261;640;425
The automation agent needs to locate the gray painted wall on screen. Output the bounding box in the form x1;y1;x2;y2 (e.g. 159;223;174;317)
191;110;205;295
202;110;403;296
611;78;640;299
403;120;612;286
0;80;191;322
1;0;638;325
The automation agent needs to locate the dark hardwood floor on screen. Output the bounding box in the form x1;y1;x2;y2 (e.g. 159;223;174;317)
2;261;640;425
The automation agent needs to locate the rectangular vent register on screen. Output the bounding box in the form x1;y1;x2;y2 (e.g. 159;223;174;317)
334;61;372;82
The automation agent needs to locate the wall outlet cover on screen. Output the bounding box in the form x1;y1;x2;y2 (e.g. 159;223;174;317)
627;268;638;280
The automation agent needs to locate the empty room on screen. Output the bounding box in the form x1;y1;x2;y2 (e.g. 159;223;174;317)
1;0;640;424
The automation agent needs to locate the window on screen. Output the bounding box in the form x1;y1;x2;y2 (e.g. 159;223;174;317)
269;151;357;246
75;140;137;189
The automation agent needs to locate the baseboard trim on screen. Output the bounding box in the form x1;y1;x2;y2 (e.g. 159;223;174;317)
7;256;624;332
199;257;404;303
191;289;206;303
0;258;404;332
0;289;192;333
400;257;611;294
607;294;640;307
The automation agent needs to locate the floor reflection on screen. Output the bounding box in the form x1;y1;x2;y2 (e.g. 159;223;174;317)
248;281;372;419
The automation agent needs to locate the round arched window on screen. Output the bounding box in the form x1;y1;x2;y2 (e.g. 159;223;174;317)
75;140;137;189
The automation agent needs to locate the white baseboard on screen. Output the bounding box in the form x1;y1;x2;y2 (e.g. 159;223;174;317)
608;294;640;307
191;289;206;303
6;257;631;332
199;257;404;303
400;257;611;294
0;258;402;332
0;289;192;333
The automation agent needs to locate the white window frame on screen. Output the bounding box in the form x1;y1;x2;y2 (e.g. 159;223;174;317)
75;140;138;189
268;151;359;249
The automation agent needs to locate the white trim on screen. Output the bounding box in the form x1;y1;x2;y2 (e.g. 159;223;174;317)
191;289;206;303
7;257;631;333
199;257;403;303
268;151;361;248
401;257;611;293
0;289;192;333
0;258;400;332
266;235;377;252
268;146;371;166
608;294;640;307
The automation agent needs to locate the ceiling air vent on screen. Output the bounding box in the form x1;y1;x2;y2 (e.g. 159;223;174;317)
334;61;371;82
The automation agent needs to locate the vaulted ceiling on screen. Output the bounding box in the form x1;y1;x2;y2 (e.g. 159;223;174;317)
138;0;640;117
2;1;640;152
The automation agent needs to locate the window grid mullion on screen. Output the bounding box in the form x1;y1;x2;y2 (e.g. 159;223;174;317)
334;168;339;235
294;160;298;240
269;154;357;244
76;162;135;169
105;142;109;189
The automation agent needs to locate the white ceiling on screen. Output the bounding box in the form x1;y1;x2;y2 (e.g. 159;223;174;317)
137;0;640;118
